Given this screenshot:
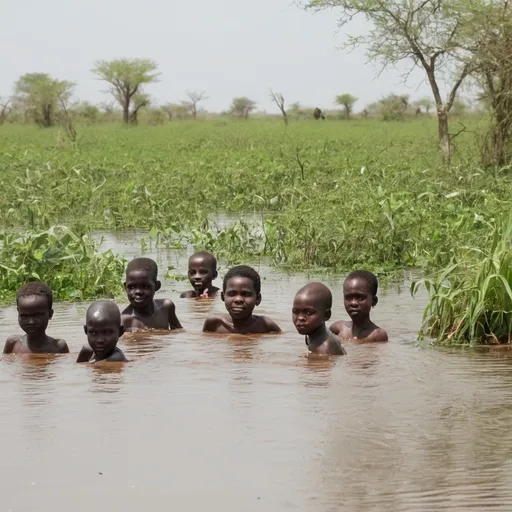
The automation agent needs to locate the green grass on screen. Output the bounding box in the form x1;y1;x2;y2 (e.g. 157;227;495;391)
1;118;511;342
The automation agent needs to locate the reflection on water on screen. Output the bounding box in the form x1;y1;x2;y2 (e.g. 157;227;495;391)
2;232;512;510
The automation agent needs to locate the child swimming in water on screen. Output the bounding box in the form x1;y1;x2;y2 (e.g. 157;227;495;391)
330;270;388;342
3;282;69;354
202;265;281;334
180;251;220;298
77;300;127;363
292;282;346;355
122;257;182;331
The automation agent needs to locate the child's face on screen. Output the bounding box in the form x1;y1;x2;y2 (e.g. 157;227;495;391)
188;256;217;293
85;315;122;358
292;293;328;335
343;278;374;321
125;270;159;309
222;276;261;320
17;295;53;336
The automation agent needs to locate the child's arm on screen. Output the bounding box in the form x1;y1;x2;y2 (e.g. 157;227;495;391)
3;336;18;354
164;299;182;329
76;345;94;363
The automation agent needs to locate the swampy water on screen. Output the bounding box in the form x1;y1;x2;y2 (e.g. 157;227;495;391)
2;231;512;511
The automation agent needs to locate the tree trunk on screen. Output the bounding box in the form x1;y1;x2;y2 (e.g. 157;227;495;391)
437;108;451;164
123;98;130;124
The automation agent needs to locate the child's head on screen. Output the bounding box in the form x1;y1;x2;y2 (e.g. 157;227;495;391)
84;300;124;357
343;270;378;321
16;282;54;335
221;265;261;319
188;251;218;293
124;257;161;309
292;282;332;335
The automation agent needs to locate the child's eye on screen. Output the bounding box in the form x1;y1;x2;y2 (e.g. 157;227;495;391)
200;270;208;275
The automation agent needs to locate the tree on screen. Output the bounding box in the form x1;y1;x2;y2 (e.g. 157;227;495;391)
0;97;12;125
91;58;159;124
230;97;256;119
163;102;190;120
467;0;512;166
415;96;434;116
335;93;357;119
14;73;74;127
186;90;208;120
304;0;475;162
270;90;288;125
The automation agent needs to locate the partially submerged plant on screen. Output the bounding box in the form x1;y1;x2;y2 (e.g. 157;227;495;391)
0;226;126;303
412;216;512;345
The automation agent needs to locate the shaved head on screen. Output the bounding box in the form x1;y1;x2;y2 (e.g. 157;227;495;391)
294;282;332;312
86;300;121;324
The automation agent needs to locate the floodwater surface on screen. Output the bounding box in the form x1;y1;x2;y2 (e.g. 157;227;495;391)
2;233;512;511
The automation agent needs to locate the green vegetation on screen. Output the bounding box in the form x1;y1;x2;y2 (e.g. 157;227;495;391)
0;226;126;303
0;119;511;344
412;216;512;345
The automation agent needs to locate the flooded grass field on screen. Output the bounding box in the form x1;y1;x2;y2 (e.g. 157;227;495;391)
2;233;512;510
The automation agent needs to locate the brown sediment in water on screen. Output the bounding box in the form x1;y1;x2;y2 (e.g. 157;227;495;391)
2;232;512;510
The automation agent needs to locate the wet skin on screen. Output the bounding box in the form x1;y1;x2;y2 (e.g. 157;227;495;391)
292;292;346;355
203;276;281;334
330;278;388;342
3;295;69;354
77;309;127;363
122;269;182;331
180;256;219;298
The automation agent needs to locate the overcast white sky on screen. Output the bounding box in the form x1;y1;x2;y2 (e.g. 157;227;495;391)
2;0;449;113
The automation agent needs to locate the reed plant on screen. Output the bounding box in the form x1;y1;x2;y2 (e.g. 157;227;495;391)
412;215;512;345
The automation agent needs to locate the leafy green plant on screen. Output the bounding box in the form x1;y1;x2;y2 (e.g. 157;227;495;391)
0;226;126;303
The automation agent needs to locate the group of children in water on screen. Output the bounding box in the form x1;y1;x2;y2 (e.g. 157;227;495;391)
3;251;388;362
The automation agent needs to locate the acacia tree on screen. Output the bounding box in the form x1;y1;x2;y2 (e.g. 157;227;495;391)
129;93;150;124
304;0;475;162
186;90;208;119
335;93;357;118
92;58;159;124
270;90;288;125
466;0;512;166
230;97;256;119
14;73;74;127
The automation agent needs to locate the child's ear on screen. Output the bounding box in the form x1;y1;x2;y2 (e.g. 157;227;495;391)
324;309;332;321
119;325;125;338
213;270;218;279
123;282;127;290
221;291;225;302
155;280;161;292
83;325;88;335
256;293;262;306
49;309;54;320
372;296;379;307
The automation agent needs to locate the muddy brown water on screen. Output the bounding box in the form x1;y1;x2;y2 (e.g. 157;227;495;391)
2;231;512;511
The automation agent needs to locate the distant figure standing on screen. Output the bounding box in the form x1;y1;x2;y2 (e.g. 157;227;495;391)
313;107;325;120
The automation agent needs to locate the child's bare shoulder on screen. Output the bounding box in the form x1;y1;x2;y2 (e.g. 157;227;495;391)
203;314;227;332
367;326;388;342
259;315;281;333
3;335;22;353
329;320;351;335
180;290;196;298
328;333;347;355
107;348;128;362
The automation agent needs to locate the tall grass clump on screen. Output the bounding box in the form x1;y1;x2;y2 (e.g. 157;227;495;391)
412;216;512;345
0;226;126;303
